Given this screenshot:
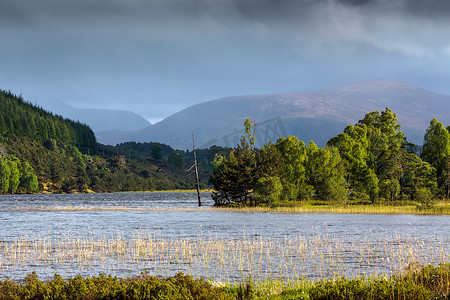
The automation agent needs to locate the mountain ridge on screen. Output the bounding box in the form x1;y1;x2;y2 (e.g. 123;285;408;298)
96;80;450;149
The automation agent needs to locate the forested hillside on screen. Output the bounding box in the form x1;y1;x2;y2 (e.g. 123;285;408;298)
0;90;96;151
0;90;204;194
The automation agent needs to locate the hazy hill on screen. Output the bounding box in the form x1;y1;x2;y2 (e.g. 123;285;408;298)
98;80;450;149
36;99;151;133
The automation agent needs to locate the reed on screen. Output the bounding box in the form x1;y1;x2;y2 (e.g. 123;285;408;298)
0;228;448;286
4;206;210;212
214;201;450;215
5;200;450;214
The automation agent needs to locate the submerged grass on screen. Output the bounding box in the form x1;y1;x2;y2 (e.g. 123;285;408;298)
1;229;448;285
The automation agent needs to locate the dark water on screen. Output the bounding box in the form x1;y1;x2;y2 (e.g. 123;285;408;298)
0;192;449;282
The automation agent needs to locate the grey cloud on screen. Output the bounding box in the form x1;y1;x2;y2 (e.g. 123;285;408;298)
400;0;450;17
1;0;449;122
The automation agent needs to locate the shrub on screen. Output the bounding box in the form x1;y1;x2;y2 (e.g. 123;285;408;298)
308;265;450;300
0;272;233;300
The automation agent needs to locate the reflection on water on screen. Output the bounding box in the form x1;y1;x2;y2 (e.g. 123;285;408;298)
0;192;449;282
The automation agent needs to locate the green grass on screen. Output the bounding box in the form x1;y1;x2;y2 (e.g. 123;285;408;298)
226;263;450;299
216;199;450;215
1;264;448;299
0;272;233;300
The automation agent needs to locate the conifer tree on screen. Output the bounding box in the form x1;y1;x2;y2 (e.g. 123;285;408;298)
211;119;257;205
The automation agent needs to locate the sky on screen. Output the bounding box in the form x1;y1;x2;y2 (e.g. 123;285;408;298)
1;0;450;124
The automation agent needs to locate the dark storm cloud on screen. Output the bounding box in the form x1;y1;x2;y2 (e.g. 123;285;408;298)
2;0;448;54
335;0;450;14
0;0;449;121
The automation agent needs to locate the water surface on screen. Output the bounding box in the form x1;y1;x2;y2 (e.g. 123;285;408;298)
0;192;448;282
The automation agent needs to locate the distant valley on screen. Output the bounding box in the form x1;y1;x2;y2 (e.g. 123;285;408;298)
36;99;151;133
96;80;450;149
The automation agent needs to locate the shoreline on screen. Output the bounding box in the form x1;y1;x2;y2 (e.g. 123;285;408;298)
214;204;450;215
3;190;449;215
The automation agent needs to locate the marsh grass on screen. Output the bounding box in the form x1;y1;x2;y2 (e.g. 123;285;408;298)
0;229;448;286
215;200;450;215
4;206;209;212
5;199;450;214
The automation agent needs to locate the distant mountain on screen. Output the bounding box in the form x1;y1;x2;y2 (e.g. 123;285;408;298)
98;80;450;149
36;99;151;133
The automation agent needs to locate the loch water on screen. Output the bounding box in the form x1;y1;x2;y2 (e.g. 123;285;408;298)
0;192;449;282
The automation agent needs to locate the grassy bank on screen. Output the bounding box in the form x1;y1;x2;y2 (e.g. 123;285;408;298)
1;264;449;299
216;199;450;215
239;263;450;299
5;200;450;215
0;272;232;300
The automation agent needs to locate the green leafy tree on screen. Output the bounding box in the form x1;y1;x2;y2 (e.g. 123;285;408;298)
409;160;438;196
422;118;450;195
328;124;372;199
441;156;450;198
379;179;400;202
306;142;347;201
358;108;405;170
275;136;311;199
358;168;379;202
328;125;369;171
415;187;434;209
389;150;438;199
422;118;450;167
253;176;283;205
328;108;409;202
7;156;21;193
19;161;39;193
0;157;10;193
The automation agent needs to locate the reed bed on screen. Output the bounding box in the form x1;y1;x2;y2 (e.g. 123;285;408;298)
0;229;448;285
3;206;209;212
214;203;450;215
5;201;450;214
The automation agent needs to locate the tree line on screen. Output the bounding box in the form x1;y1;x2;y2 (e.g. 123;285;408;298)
4;135;202;194
211;108;447;206
5;86;448;200
0;90;201;194
0;155;38;194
